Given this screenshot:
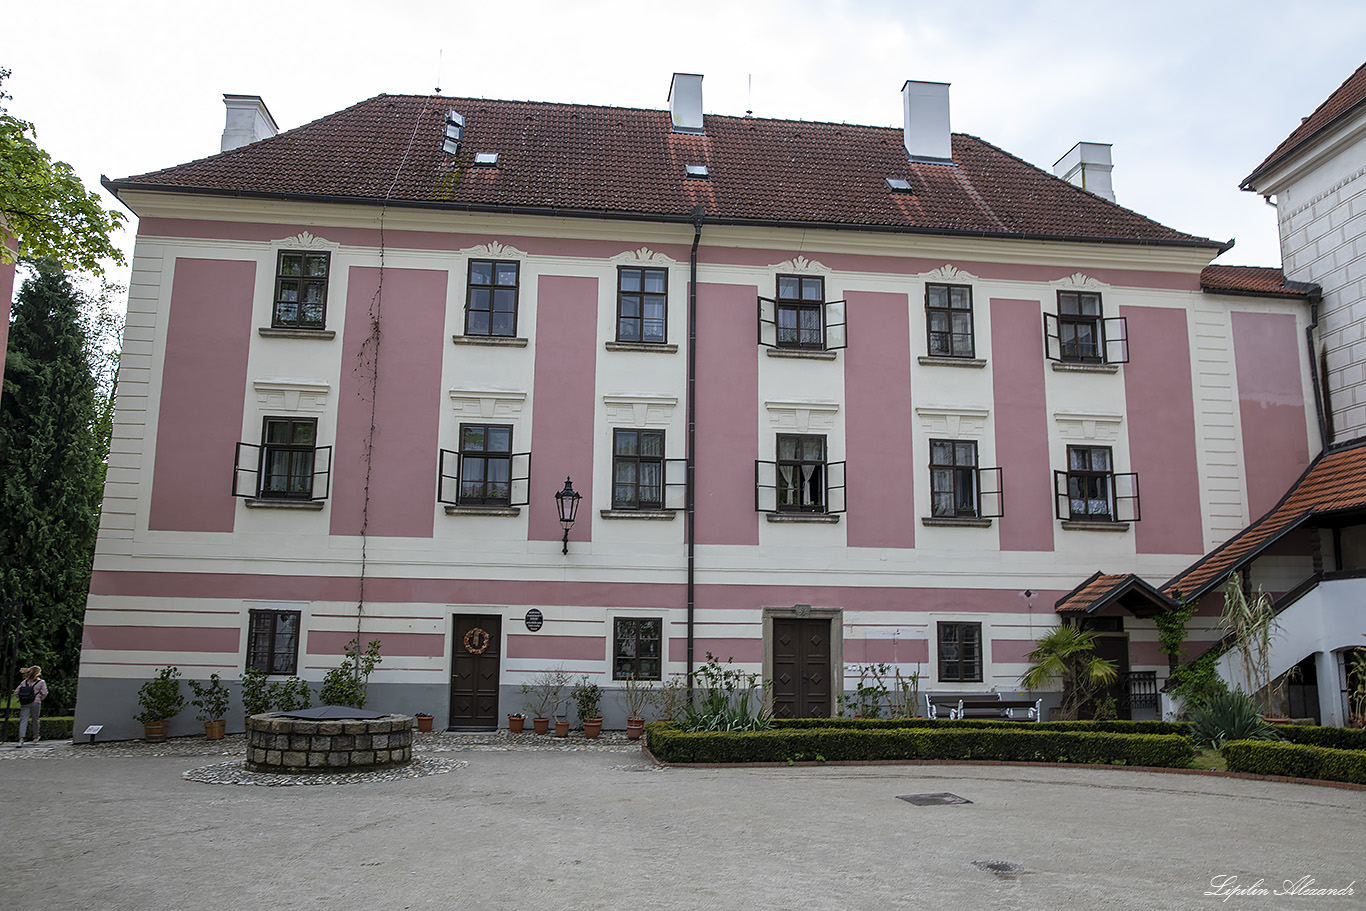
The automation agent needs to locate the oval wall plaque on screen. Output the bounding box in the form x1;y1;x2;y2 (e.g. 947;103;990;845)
524;608;544;632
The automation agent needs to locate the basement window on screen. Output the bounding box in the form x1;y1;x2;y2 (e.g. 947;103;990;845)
685;164;709;179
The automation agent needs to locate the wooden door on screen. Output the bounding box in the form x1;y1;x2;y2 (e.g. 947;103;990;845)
1092;634;1131;720
451;614;501;730
771;617;832;718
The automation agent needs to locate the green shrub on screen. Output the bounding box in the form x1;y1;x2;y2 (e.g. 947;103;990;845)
133;666;186;724
1272;724;1366;751
188;674;231;722
1;716;75;740
1221;740;1366;785
1188;691;1280;748
646;722;1194;768
771;717;1191;736
318;638;383;709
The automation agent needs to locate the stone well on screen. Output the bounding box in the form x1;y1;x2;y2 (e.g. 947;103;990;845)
245;713;414;773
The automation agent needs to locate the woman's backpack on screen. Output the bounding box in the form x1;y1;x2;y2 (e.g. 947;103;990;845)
17;682;35;706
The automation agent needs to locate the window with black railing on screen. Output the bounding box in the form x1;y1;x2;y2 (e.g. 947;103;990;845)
438;425;530;509
232;417;332;502
757;275;847;352
1044;291;1128;365
1054;445;1140;523
755;434;846;515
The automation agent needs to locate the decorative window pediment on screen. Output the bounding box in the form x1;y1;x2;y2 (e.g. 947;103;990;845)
253;378;330;413
915;405;989;437
458;240;528;259
1053;410;1123;442
610;246;678;267
602;394;678;427
764;400;839;433
919;264;981;284
1051;272;1110;291
768;255;831;276
449;388;527;420
271;231;340;251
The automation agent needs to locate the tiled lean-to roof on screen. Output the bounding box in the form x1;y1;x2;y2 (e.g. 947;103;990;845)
1243;59;1366;188
107;93;1221;248
1199;264;1316;298
1054;572;1175;617
1163;439;1366;602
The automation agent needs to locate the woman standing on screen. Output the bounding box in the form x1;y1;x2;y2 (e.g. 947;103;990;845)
13;666;48;746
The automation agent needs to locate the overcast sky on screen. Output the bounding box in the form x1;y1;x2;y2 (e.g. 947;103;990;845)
6;0;1365;290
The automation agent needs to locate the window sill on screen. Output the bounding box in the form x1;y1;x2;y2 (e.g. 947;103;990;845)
765;512;840;524
605;342;679;354
921;517;992;528
258;327;336;340
918;356;986;369
600;509;677;520
1051;362;1119;374
1060;519;1130;532
765;347;838;361
444;505;521;517
452;335;529;348
245;498;325;510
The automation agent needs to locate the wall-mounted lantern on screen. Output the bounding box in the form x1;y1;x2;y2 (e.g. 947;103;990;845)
555;476;582;555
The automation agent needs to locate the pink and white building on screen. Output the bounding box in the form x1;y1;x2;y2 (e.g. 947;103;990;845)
75;77;1320;737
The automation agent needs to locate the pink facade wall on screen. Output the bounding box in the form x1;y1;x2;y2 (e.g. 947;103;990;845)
140;218;1200;292
991;298;1054;551
148;258;255;532
1232;312;1310;521
330;267;447;538
82;624;239;653
669;637;762;663
307;629;444;658
1121;306;1204;554
695;282;760;545
843;637;929;663
528;275;598;543
845;291;916;548
507;634;605;661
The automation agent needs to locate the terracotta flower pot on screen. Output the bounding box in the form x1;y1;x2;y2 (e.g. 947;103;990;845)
416;715;434;733
508;715;525;733
533;717;550;735
143;721;169;743
554;720;570;737
204;719;226;741
625;717;645;740
583;718;603;739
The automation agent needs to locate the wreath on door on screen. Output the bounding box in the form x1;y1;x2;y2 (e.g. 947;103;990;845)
463;627;492;655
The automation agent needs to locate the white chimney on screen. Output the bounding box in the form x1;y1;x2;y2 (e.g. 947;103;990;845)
221;94;279;152
902;80;952;163
1053;142;1115;202
669;73;704;134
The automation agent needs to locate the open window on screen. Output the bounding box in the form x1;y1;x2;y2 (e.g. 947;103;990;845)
758;275;847;351
755;434;846;514
929;440;1003;519
1044;291;1128;364
438;424;531;507
1053;445;1140;522
233;417;332;501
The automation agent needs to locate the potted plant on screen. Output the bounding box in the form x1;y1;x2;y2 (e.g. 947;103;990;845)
619;675;654;740
134;666;187;742
507;711;525;733
188;673;231;740
414;712;434;732
272;676;312;712
240;666;274;729
522;668;569;735
572;675;604;738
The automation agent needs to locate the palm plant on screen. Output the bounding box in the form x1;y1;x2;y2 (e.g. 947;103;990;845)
1019;625;1117;720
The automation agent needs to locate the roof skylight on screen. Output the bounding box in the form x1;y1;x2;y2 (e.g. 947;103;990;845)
886;177;912;192
685;164;709;179
474;152;500;166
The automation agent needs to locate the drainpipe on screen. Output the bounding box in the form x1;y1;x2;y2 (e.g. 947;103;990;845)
1303;286;1329;450
686;205;704;701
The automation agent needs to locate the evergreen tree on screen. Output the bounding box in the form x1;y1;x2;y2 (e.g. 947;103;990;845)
0;264;102;713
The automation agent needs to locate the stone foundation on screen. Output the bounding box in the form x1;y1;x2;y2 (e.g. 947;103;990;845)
245;714;413;772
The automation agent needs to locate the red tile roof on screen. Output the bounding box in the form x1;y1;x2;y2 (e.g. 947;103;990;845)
1200;265;1315;298
1163;439;1366;602
1054;572;1174;616
1244;60;1366;188
108;93;1221;249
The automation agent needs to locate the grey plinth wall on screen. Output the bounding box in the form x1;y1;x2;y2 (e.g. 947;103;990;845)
245;714;413;772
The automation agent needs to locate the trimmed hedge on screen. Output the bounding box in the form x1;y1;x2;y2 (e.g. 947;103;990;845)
646;722;1194;768
1;716;75;741
772;717;1191;736
1221;739;1366;785
1272;724;1366;751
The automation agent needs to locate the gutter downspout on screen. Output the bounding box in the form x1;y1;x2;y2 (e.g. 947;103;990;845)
686;205;704;702
1304;286;1329;450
